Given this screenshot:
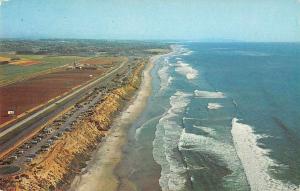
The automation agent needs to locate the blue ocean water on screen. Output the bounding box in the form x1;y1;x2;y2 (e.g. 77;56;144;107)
118;43;300;191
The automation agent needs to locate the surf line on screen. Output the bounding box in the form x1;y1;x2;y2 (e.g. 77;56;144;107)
231;118;300;191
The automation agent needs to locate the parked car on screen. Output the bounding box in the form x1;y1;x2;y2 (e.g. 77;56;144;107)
27;153;36;158
9;155;18;160
21;144;31;149
25;158;33;163
16;150;24;155
31;140;38;144
41;148;49;152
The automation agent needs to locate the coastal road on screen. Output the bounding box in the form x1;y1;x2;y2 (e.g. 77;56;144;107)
13;91;104;166
0;60;129;159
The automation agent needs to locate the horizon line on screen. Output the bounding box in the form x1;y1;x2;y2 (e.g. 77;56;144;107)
0;37;300;43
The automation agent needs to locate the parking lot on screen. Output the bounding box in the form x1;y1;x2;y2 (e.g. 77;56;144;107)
0;86;106;167
0;59;139;176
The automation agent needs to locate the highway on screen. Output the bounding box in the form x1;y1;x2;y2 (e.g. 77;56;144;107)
0;60;129;159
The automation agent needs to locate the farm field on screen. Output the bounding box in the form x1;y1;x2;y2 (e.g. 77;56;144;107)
81;56;125;66
0;68;104;125
0;39;167;127
0;55;88;86
0;54;128;86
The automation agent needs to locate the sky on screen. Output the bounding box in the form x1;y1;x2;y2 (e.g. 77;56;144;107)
0;0;300;42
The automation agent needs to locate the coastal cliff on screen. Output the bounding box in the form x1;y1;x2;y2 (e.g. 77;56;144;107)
0;62;145;191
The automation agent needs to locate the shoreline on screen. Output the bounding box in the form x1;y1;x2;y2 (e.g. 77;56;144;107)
114;46;178;191
69;54;163;191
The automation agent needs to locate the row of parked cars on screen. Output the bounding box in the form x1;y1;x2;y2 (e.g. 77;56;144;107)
0;84;110;167
0;127;65;165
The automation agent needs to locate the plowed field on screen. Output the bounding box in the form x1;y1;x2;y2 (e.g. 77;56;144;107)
0;69;103;125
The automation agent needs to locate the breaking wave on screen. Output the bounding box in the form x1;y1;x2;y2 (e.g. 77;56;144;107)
231;118;300;191
194;90;225;98
158;64;173;92
178;128;249;189
182;51;193;56
172;45;192;56
175;61;198;80
193;125;216;136
207;103;223;110
152;91;191;191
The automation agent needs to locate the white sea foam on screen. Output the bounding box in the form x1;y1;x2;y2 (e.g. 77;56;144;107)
153;91;191;191
171;45;186;56
193;125;216;136
183;116;233;122
179;128;224;151
171;45;193;57
158;64;172;91
182;51;193;56
178;128;248;188
175;46;189;54
207;103;223;110
231;118;300;191
194;90;225;98
175;61;198;80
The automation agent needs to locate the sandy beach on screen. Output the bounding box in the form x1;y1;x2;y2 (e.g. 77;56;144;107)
69;55;163;191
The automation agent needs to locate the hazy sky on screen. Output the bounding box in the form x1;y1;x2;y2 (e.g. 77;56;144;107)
1;0;300;41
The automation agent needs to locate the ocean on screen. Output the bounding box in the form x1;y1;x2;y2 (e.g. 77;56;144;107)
117;43;300;191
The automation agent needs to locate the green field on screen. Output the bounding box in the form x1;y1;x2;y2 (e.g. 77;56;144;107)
0;55;87;86
0;39;170;86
